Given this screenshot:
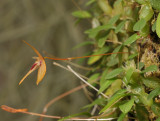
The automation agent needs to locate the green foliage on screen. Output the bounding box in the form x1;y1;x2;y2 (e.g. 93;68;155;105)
148;87;160;100
133;19;147;31
149;0;160;11
141;65;158;73
87;46;110;65
100;89;127;113
123;33;141;45
70;0;160;120
119;98;134;113
156;13;160;38
105;68;123;79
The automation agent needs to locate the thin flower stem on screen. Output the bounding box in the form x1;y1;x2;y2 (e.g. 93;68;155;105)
44;52;127;61
43;51;92;70
67;65;108;98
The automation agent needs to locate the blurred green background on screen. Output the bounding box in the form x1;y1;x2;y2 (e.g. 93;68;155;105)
0;0;90;121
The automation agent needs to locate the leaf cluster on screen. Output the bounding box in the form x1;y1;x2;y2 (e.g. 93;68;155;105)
71;0;160;120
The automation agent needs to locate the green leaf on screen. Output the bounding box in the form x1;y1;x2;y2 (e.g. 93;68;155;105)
87;46;110;65
117;113;127;121
82;98;106;109
72;10;92;18
128;53;138;60
119;98;134;113
100;89;127;113
139;62;145;70
85;15;120;38
99;79;115;93
139;4;154;22
85;0;96;6
151;103;160;117
107;57;119;67
125;68;134;82
88;73;100;83
149;0;160;11
123;33;140;45
100;68;109;85
141;65;158;73
108;14;120;25
72;41;94;49
148;87;160;100
105;68;123;79
85;24;113;38
135;105;149;121
141;77;160;89
152;21;156;32
133;19;147;31
135;0;146;4
156;117;160;121
115;21;126;33
98;34;108;48
156;13;160;38
110;45;123;59
98;0;112;15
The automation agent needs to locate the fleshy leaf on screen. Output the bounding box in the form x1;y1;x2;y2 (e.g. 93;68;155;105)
72;10;92;18
141;65;158;73
123;33;141;45
156;13;160;38
100;89;127;113
133;19;146;31
119;98;134;113
105;68;123;79
148;87;160;100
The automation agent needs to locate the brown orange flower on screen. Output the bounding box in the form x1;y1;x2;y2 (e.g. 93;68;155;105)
19;41;46;85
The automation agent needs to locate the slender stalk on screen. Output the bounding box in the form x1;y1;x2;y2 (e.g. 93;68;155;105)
67;65;108;98
44;52;127;61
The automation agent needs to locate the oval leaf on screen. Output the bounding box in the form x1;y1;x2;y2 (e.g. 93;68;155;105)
87;46;110;65
117;113;127;121
115;21;126;33
105;68;123;79
100;89;127;113
141;65;158;73
99;79;115;93
119;98;134;113
149;0;160;11
148;87;160;100
156;13;160;38
133;19;146;31
72;10;92;18
123;34;141;45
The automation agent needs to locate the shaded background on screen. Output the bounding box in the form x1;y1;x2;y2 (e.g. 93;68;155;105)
0;0;91;121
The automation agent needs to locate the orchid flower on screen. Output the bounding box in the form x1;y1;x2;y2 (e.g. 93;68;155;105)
19;41;127;85
19;41;46;85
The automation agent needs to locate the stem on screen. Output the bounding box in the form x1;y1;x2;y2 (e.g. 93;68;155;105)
67;65;108;98
44;52;128;61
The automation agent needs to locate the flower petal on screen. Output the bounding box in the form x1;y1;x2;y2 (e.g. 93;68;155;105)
19;64;38;85
23;40;43;60
36;59;46;85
